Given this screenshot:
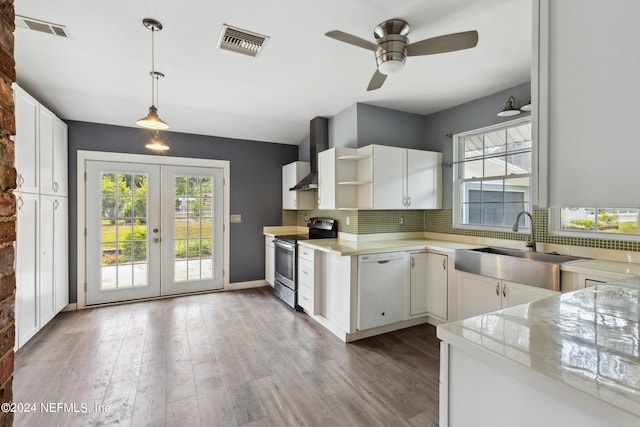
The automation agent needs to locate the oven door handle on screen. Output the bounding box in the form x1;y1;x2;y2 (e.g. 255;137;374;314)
274;240;296;251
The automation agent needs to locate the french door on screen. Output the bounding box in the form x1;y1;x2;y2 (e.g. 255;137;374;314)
85;161;224;305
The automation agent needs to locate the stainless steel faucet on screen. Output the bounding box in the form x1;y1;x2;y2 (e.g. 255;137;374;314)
513;211;536;252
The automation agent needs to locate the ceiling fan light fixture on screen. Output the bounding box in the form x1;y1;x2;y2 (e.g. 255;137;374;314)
497;96;521;117
378;59;405;75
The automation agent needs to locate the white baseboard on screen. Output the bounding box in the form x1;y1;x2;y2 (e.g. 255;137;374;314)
226;280;269;290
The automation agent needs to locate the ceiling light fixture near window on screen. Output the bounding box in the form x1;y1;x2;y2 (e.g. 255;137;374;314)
497;96;521;117
15;14;71;38
217;24;269;57
136;18;170;131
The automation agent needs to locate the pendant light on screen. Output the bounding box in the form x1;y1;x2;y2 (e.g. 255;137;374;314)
145;130;170;151
136;18;169;130
497;96;521;117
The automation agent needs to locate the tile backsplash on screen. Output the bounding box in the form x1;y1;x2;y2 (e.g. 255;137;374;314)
284;208;640;252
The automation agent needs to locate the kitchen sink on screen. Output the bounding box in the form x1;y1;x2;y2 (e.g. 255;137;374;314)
455;247;586;291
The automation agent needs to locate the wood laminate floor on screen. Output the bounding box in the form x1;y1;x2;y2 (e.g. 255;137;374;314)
14;287;441;427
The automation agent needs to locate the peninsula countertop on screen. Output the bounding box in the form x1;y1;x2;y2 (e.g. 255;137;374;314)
437;282;640;421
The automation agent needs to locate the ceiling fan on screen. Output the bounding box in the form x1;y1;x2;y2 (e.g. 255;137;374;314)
325;19;478;91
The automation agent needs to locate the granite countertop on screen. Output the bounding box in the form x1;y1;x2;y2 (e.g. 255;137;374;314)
437;284;640;419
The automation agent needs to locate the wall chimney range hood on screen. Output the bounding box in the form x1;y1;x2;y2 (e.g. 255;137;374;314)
290;117;329;191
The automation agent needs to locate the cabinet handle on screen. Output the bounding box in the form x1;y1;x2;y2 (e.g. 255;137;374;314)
407;197;411;207
496;283;500;296
293;199;297;208
17;174;23;188
53;181;58;192
17;196;23;210
503;284;507;298
411;257;415;268
53;199;59;210
442;258;446;270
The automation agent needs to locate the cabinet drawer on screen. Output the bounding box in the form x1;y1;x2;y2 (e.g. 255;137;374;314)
298;246;314;262
298;283;314;313
265;236;274;248
298;258;314;286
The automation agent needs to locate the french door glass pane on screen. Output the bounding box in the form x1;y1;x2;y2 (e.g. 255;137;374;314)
174;175;215;282
100;171;150;290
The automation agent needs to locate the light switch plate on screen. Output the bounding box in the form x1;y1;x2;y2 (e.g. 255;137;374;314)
230;214;242;223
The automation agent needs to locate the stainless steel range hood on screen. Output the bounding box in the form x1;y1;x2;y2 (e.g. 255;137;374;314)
290;116;329;191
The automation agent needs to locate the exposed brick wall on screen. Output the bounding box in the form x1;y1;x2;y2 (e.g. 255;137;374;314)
0;1;14;426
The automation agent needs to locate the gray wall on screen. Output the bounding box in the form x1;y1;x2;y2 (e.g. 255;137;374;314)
357;103;426;149
328;104;357;148
68;121;298;303
424;82;531;208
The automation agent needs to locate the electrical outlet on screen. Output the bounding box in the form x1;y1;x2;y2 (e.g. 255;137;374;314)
346;216;351;226
399;216;404;225
230;214;242;223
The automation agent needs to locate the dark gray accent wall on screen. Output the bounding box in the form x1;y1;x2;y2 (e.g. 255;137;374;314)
356;103;426;149
68;121;298;303
424;82;531;209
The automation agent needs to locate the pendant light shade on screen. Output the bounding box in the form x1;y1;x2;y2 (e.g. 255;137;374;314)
497;96;521;117
137;18;170;130
145;130;170;151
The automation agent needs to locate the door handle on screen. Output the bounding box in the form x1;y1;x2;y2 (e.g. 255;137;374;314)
496;283;500;296
153;237;160;243
503;284;507;298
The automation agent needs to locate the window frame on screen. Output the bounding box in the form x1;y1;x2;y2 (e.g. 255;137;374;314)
452;116;533;232
550;207;640;242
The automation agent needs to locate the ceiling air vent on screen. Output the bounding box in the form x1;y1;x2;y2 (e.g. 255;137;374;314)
217;24;269;58
15;15;70;38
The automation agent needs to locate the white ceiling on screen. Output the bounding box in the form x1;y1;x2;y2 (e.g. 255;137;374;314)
14;0;531;145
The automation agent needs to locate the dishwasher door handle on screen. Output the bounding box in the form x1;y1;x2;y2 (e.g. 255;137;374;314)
377;260;390;264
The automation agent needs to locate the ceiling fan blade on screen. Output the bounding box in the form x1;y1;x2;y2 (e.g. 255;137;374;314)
325;30;378;52
406;30;478;56
367;70;387;91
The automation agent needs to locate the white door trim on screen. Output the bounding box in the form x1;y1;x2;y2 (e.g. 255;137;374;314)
77;150;230;309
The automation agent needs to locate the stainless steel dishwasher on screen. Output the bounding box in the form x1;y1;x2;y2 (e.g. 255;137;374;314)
357;252;407;330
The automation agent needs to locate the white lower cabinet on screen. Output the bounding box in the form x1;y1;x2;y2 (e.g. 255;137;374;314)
459;272;559;319
265;236;274;287
15;193;68;349
410;252;449;320
297;246;317;314
15;192;39;348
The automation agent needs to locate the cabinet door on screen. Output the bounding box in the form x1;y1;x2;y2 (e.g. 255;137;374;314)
282;161;313;209
502;281;559;309
407;150;441;209
38;106;56;195
372;145;405;209
14;85;39;194
427;253;448;319
39;196;56;325
265;237;274;287
54;197;69;312
52;117;68;196
317;149;335;209
410;253;429;316
15;192;39;349
459;272;501;318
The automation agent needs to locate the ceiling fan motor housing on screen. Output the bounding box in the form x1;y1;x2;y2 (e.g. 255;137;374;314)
374;19;410;74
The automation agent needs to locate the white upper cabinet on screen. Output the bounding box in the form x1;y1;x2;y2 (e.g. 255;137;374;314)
318;147;370;210
282;161;314;210
14;84;68;197
14;85;39;194
371;145;442;209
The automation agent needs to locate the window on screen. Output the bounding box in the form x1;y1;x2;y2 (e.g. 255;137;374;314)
453;117;532;229
557;208;640;237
